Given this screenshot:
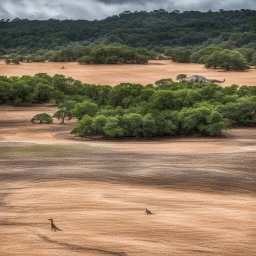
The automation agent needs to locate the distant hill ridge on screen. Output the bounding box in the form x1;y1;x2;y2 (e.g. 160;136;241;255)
0;9;255;51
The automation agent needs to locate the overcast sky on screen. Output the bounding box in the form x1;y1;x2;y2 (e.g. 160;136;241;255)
1;0;255;20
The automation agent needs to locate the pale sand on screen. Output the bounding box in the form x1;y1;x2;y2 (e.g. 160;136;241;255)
0;60;255;86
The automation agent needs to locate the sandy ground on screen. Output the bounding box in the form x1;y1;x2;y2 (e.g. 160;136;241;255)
0;60;255;86
0;105;256;256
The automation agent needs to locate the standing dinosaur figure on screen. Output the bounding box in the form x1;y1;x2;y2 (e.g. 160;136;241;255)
186;75;225;83
48;219;62;231
145;208;152;215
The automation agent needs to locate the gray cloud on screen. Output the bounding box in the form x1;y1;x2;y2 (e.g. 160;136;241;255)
0;0;255;20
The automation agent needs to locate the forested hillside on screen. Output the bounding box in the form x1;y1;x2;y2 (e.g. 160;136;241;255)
0;10;255;52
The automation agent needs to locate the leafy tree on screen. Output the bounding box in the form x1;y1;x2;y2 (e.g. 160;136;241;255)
58;45;151;64
4;58;11;64
30;55;47;62
11;58;20;64
252;52;256;67
0;80;11;103
190;46;221;63
155;79;173;89
35;73;52;83
150;90;175;110
77;56;94;64
52;90;65;104
237;48;255;65
204;51;222;69
71;114;93;136
166;48;191;63
91;115;108;133
72;100;98;120
122;113;143;137
141;113;157;138
216;96;256;125
33;83;53;103
135;54;148;64
205;49;249;70
53;101;75;124
176;74;187;82
18;47;28;55
103;116;124;138
154;112;177;135
205;111;228;136
179;107;227;135
31;113;53;124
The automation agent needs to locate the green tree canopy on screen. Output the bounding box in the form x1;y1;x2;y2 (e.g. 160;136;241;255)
31;113;53;124
205;49;249;70
1;74;255;138
72;100;99;120
53;100;75;124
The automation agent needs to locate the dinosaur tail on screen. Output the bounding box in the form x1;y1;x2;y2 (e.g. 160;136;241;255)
207;79;225;83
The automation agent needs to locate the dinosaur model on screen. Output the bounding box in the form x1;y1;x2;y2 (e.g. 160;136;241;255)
186;75;225;83
145;208;152;215
48;219;62;231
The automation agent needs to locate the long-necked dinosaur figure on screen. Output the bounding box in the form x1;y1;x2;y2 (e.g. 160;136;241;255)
48;219;62;231
187;75;225;83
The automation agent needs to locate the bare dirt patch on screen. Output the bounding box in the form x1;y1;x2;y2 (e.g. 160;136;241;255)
1;60;255;86
0;105;255;255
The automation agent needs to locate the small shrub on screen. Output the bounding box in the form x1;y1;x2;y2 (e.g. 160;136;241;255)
11;58;20;64
176;74;187;82
4;58;11;64
31;113;53;124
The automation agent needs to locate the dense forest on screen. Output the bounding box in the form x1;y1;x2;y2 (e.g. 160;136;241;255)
1;10;255;50
1;10;255;67
1;74;255;138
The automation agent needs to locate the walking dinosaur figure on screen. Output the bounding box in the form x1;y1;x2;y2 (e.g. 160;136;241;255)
48;219;62;231
145;208;152;215
186;75;225;83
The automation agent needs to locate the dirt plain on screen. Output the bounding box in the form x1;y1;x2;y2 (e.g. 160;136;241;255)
0;60;255;86
0;105;255;256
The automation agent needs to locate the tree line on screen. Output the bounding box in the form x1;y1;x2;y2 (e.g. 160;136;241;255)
50;45;156;64
164;47;255;70
3;45;157;65
4;45;255;70
1;74;255;138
